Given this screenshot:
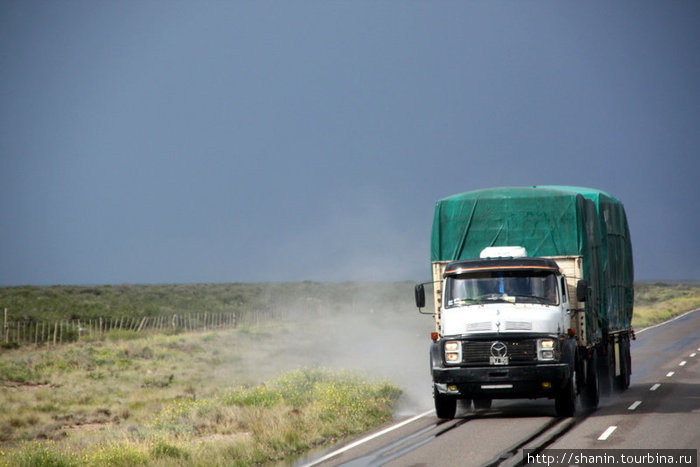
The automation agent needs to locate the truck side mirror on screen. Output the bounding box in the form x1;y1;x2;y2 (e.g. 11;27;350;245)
576;279;589;302
414;284;426;309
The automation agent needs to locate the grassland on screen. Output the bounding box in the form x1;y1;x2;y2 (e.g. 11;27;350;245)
631;281;700;327
0;320;404;466
0;282;413;323
0;280;698;466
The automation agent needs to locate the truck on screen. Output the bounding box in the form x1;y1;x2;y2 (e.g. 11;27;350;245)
414;186;634;418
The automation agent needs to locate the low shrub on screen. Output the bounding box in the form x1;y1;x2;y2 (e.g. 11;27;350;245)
150;439;190;460
0;360;36;383
0;441;78;467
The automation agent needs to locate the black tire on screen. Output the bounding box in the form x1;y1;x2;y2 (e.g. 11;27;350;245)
555;376;576;417
434;388;457;419
582;350;600;409
473;398;492;410
614;336;631;391
598;342;614;397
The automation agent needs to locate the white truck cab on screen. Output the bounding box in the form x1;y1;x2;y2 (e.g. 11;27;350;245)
441;247;569;339
415;247;592;418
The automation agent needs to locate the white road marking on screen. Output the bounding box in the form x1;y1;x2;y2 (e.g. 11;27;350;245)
666;371;675;377
650;383;661;391
679;361;687;367
628;401;642;411
690;353;697;358
302;409;434;466
598;426;617;441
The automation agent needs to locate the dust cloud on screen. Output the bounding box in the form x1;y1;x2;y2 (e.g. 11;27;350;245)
229;282;436;416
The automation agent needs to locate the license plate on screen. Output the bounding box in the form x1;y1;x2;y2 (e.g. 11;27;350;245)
489;356;509;365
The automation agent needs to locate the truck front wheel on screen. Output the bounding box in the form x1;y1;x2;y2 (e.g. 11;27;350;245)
434;388;457;419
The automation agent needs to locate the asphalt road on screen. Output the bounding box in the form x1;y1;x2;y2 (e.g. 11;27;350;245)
301;308;700;467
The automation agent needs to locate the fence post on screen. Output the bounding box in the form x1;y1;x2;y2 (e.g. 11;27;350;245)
137;317;147;332
3;308;7;344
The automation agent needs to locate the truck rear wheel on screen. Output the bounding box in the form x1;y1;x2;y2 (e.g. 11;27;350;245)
434;388;457;419
555;376;576;417
614;336;631;391
598;343;614;397
582;350;600;409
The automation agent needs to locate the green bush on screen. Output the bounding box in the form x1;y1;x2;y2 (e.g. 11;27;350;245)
0;441;77;467
149;440;190;460
0;360;36;383
223;385;282;408
104;329;141;341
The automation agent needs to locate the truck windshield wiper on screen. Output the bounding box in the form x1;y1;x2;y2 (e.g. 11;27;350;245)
473;293;511;303
510;295;554;305
448;298;480;307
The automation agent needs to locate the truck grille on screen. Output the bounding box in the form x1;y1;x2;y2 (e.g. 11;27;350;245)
462;339;538;365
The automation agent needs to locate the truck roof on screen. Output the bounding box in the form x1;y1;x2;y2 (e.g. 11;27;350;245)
431;186;588;262
444;257;560;277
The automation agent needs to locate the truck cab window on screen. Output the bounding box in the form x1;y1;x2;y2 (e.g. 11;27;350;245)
444;270;559;307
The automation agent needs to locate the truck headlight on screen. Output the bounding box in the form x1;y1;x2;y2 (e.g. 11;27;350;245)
537;339;557;361
444;341;462;364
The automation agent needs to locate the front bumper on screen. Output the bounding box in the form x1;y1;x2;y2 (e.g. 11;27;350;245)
433;363;570;399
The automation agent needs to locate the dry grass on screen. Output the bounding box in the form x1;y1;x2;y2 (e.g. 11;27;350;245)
0;310;408;466
632;282;700;328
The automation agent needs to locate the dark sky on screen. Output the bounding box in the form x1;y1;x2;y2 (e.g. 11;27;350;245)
1;1;699;285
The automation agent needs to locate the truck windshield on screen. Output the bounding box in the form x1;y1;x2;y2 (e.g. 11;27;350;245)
444;270;559;307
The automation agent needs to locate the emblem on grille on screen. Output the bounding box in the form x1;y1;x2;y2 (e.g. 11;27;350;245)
490;341;507;357
489;341;509;365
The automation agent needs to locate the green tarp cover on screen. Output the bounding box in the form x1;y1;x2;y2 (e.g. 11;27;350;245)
431;186;633;333
538;186;634;331
431;187;590;261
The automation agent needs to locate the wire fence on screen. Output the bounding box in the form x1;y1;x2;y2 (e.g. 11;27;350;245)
2;308;237;347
